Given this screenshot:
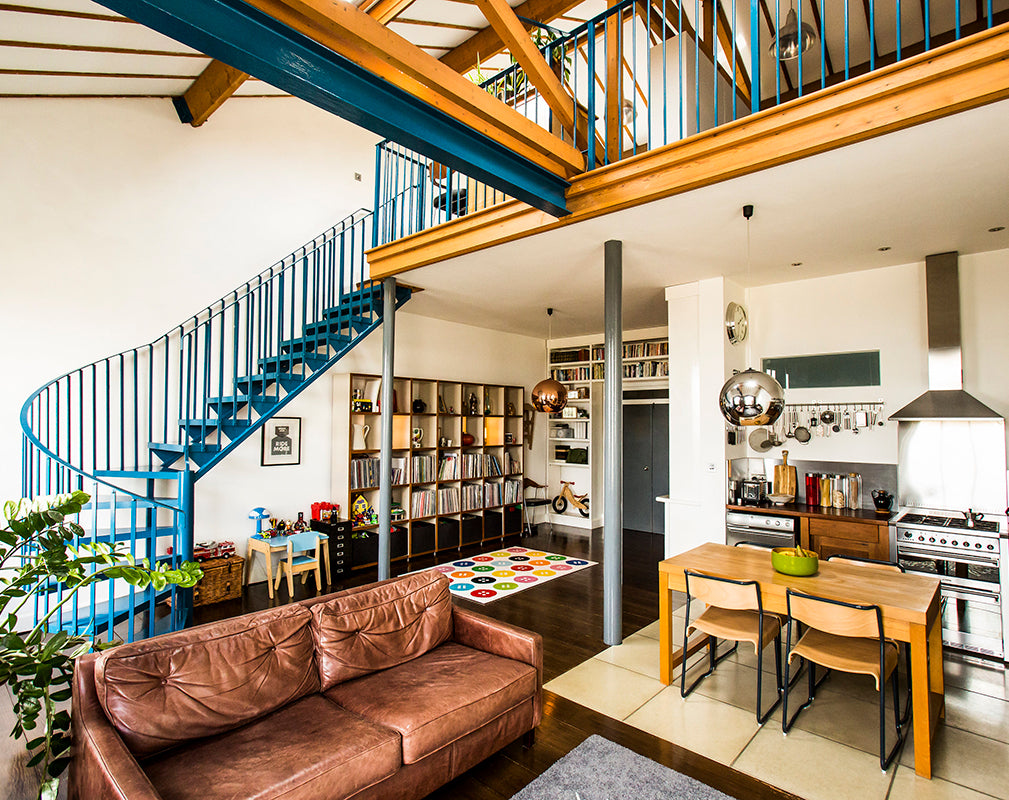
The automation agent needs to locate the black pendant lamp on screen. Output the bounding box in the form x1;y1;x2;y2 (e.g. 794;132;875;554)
532;308;568;413
770;5;817;61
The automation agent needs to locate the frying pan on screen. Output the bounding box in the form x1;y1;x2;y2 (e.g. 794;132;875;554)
793;425;811;443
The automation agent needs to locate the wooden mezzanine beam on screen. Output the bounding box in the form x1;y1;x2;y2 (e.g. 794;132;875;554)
366;23;1009;275
472;0;576;130
174;0;416;126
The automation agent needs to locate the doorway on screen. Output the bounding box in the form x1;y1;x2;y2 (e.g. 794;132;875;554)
622;403;669;533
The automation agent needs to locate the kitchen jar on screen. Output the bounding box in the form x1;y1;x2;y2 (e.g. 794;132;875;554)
833;474;847;509
819;474;832;508
848;472;861;510
805;473;819;506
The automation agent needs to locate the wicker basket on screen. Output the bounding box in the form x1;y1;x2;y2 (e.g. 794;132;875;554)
193;556;244;606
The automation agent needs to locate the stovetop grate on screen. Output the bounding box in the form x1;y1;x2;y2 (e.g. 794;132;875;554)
898;513;999;534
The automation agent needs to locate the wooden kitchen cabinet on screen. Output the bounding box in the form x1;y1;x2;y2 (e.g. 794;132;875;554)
801;517;890;561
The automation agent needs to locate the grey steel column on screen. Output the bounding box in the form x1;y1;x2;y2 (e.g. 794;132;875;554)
603;240;623;645
378;277;397;581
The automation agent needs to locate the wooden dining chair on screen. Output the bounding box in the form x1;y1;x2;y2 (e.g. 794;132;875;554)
274;532;324;597
681;570;784;723
826;555;912;725
782;588;906;770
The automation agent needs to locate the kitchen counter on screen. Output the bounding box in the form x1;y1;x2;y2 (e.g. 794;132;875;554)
726;502;895;525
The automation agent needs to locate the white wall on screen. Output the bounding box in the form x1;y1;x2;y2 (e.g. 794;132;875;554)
745;262;928;464
198;311;546;583
0;96;379;500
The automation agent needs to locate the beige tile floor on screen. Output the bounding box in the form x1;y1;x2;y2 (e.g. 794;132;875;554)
545;610;1009;800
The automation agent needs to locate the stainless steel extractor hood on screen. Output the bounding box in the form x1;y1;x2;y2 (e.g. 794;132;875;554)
890;251;1001;421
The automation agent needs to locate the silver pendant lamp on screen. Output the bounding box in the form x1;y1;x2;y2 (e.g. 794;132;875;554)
770;4;817;61
532;308;568;413
718;204;785;427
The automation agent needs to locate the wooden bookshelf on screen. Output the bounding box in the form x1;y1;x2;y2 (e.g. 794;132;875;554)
334;373;525;567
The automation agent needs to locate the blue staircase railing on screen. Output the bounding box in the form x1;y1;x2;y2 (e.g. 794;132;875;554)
375;0;1007;243
20;208;410;643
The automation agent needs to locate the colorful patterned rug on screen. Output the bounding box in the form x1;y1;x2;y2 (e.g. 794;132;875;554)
432;546;597;604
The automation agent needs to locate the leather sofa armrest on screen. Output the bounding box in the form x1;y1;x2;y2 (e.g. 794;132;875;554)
69;654;164;800
451;606;543;725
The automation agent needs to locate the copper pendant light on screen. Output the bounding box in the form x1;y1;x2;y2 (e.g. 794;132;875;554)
532;308;568;413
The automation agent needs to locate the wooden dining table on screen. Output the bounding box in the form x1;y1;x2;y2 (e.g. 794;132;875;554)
658;543;945;778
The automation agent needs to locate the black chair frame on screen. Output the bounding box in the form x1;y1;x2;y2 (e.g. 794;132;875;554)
825;554;912;726
782;588;905;771
680;571;783;724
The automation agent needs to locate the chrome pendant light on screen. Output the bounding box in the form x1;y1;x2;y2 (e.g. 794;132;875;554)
770;4;817;61
719;369;785;426
532;308;568;413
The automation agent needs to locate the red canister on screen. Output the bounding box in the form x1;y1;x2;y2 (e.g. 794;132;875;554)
805;473;819;506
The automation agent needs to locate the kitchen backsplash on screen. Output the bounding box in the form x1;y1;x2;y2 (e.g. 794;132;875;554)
728;458;897;511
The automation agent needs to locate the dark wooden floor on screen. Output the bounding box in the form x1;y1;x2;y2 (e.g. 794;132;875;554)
194;527;797;800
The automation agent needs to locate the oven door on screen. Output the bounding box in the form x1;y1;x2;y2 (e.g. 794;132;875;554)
725;523;796;549
896;543;1000;585
939;581;1003;660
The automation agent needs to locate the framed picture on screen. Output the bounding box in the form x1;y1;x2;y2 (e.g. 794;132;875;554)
262;417;301;466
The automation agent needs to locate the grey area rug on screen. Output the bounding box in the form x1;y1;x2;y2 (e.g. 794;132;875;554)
511;735;734;800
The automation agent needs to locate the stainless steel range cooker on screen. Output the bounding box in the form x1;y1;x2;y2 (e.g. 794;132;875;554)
894;511;1008;661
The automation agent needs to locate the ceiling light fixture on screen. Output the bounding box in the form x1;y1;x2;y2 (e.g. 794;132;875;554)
791;262;803;267
989;226;1006;233
770;4;817;61
878;246;891;251
531;308;568;413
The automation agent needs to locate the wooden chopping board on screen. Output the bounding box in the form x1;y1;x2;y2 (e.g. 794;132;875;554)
773;450;797;496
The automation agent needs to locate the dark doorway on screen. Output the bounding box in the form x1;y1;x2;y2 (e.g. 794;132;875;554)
622;403;669;533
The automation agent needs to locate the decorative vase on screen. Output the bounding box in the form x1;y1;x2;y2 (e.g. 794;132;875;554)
352;423;370;450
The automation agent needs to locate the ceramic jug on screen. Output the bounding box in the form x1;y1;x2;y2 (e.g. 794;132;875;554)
352;423;370;451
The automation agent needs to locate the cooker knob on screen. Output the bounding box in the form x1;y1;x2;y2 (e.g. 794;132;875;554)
975;543;982;549
988;544;995;550
918;535;924;541
928;537;935;543
939;539;946;545
951;541;958;546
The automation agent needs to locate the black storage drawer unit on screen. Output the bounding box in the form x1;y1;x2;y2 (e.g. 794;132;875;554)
391;525;409;560
503;504;522;536
311;519;350;578
348;526;408;567
483;510;504;540
437;517;460;551
411;521;436;555
460;514;482;545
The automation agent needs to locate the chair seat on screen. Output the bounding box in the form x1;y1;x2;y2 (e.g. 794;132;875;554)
143;694;401;800
689;607;781;654
325;642;536;764
524;499;551;507
290;554;316;566
790;629;898;688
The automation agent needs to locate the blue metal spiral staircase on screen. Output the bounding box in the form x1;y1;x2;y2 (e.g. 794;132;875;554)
20;208;410;643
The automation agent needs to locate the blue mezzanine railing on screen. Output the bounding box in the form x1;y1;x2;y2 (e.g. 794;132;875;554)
20;208;397;642
375;0;1007;243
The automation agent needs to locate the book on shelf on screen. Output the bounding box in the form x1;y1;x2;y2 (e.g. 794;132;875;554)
622;340;668;359
437;453;460;480
411;454;436;482
483;482;502;507
505;452;521;474
504;479;521;504
551;365;590;382
438;486;460;514
411;488;436;518
550;347;591;364
461;482;482;511
623;361;669;379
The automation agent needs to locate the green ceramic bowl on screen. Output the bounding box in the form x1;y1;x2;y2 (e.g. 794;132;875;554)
771;547;819;577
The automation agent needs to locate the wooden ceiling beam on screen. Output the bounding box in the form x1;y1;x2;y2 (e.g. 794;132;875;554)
174;0;419;127
472;0;576;130
440;0;586;74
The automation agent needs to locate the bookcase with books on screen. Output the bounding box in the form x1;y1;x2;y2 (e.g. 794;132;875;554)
546;331;669;529
333;373;525;569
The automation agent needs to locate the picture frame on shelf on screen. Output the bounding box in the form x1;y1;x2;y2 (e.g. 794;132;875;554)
261;417;301;466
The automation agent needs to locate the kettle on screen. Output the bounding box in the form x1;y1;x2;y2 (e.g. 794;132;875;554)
871;489;893;512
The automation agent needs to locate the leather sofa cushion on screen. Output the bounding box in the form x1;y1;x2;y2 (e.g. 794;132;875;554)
95;603;319;758
143;694;401;800
326;642;536;764
310;570;452;689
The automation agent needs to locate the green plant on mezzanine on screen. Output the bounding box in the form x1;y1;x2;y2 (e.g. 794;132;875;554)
0;490;202;800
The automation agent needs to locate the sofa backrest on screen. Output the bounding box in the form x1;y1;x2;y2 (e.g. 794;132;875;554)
308;570;452;690
94;603;319;758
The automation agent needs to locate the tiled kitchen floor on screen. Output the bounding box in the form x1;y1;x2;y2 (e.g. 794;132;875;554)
545;608;1009;800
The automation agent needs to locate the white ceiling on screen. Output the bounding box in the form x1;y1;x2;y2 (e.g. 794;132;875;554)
402;97;1009;339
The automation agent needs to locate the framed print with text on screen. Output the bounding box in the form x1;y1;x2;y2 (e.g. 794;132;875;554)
261;417;301;466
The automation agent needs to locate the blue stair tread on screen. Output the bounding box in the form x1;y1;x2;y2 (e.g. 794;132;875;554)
149;442;221;453
280;333;350;353
180;418;253;429
235;372;303;386
85;526;178;543
82;497;180;510
95;468;183;479
44;586;174;634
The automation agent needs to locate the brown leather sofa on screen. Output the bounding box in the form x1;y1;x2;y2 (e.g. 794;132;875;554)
69;570;542;800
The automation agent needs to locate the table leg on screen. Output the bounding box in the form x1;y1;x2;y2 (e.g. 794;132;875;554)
660;574;673;684
264;545;275;601
928;615;945;719
244;541;254;585
910;622;932;779
323;544;331;587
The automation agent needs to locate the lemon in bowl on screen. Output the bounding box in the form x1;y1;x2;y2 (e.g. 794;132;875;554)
771;545;819;576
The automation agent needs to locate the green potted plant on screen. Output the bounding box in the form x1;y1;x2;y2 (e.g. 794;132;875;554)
0;490;202;799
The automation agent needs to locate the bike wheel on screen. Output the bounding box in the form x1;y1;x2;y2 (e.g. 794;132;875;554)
551;496;568;514
577;497;590;518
